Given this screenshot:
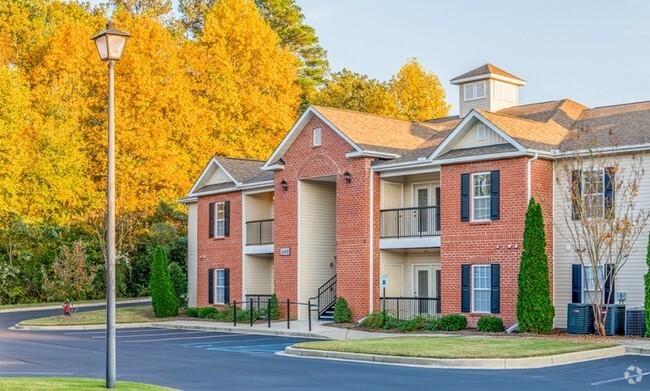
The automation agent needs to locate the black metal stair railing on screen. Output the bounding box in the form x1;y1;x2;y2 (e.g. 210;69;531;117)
309;275;336;320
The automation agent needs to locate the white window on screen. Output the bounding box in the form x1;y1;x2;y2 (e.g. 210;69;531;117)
471;172;491;221
472;265;491;313
477;124;487;141
493;81;516;103
582;265;604;304
582;169;605;218
215;269;226;304
215;202;226;237
464;81;486;101
313;127;322;146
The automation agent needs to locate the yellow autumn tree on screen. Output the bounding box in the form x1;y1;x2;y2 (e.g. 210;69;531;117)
390;58;450;121
186;0;301;159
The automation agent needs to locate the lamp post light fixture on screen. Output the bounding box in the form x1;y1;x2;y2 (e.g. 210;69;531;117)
280;179;288;192
343;171;352;185
91;22;129;390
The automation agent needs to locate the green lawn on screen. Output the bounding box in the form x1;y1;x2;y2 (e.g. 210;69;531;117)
0;377;174;390
20;306;159;326
294;336;615;359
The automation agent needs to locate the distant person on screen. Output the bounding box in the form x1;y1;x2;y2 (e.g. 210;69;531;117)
63;300;71;317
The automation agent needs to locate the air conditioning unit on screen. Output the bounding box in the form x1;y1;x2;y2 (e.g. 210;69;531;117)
601;304;625;336
625;308;646;337
567;303;594;334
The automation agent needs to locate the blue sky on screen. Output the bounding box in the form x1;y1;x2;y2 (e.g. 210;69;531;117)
89;0;650;115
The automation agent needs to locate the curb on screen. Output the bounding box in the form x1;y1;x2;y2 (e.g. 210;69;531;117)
153;322;330;340
0;298;151;314
283;345;627;369
625;346;650;356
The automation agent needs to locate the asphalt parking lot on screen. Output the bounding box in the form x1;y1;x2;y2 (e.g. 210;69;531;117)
63;327;315;355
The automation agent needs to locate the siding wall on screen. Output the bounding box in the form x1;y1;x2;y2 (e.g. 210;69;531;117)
453;122;508;150
245;192;274;222
244;255;273;296
553;155;650;328
298;180;337;318
380;250;441;297
488;79;519;112
458;81;492;118
381;173;440;207
186;202;198;307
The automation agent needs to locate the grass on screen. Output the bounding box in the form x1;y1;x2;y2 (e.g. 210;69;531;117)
20;306;160;326
0;377;174;390
294;336;615;359
0;298;147;310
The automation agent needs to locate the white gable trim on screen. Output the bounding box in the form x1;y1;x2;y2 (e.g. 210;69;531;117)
187;157;241;196
346;150;401;159
451;74;527;86
428;110;526;160
434;151;526;165
262;106;364;171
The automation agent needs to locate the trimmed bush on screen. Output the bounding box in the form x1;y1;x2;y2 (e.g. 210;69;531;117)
397;315;429;332
149;246;180;318
645;232;650;337
440;314;467;331
269;294;280;319
197;306;218;319
360;312;385;329
184;307;199;317
425;316;442;331
333;296;352;323
517;198;555;334
477;316;505;332
168;262;187;308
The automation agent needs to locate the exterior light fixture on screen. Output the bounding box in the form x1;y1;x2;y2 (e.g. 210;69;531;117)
91;21;130;390
343;171;352;184
280;179;288;191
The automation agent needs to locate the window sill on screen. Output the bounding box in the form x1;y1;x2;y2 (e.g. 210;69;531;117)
469;220;491;225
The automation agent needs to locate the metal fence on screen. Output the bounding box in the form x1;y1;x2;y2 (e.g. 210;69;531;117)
245;219;274;245
380;297;441;320
380;206;440;238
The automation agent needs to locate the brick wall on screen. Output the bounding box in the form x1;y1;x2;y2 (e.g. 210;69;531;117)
196;192;243;307
274;115;374;320
440;157;529;326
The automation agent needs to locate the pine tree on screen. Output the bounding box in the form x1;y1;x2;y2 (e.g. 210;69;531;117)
516;198;555;334
149;246;179;317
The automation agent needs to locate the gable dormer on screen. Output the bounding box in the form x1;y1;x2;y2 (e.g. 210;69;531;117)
451;64;526;118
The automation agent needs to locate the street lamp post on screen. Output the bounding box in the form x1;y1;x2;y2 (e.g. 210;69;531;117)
92;22;130;390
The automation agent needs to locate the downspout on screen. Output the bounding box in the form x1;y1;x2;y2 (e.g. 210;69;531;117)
369;166;375;315
527;153;539;201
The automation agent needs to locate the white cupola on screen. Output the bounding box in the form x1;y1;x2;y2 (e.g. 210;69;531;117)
451;64;526;118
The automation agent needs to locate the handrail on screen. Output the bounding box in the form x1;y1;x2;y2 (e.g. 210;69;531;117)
308;275;337;320
245;219;274;245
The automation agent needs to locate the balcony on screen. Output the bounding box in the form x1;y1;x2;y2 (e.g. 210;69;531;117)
380;206;440;249
245;219;274;254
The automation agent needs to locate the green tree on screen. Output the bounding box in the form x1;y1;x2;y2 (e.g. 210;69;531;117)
312;69;398;117
516;198;554;334
390;58;450;121
168;262;187;307
255;0;329;107
149;246;180;317
645;233;650;337
333;296;352;323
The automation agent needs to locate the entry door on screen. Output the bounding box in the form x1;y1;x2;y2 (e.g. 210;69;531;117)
414;265;432;314
415;185;430;234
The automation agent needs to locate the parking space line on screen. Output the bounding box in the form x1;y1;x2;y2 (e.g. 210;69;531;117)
64;329;155;335
124;334;236;343
92;331;203;339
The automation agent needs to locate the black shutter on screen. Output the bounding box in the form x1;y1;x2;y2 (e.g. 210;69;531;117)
224;201;230;237
460;173;470;222
223;268;230;303
604;168;614;217
461;264;470;312
571;170;582;220
490;264;500;314
571;264;582;303
208;202;215;238
604;264;615;304
490;170;500;221
208;268;214;304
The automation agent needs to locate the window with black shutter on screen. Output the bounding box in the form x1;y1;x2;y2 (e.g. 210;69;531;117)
208;268;214;304
208;203;215;238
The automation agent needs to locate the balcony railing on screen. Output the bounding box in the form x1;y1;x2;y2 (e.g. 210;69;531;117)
380;297;441;320
245;219;274;245
380;206;440;238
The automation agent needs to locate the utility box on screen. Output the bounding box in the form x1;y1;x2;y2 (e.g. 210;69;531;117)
601;304;625;336
625;308;646;337
567;303;594;334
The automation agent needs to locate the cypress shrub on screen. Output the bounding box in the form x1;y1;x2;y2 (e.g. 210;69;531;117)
333;296;352;323
516;198;555;334
149;246;180;318
643;235;650;337
269;294;280;319
168;262;187;308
